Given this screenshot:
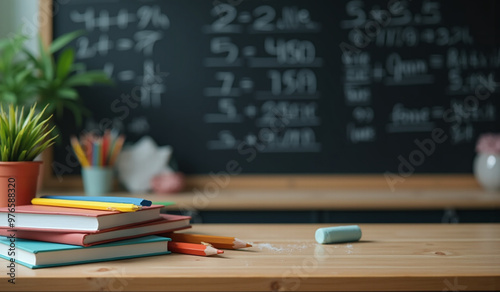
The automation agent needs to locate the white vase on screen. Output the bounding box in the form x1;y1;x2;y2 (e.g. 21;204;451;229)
473;153;500;191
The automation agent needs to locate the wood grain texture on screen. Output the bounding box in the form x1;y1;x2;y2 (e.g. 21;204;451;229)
38;0;52;48
1;224;498;291
40;188;500;210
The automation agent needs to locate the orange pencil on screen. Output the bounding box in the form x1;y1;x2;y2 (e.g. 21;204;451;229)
200;243;250;250
169;241;223;256
166;233;252;249
108;135;125;166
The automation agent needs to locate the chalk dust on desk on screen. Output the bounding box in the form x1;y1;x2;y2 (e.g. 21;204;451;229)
251;242;310;254
345;243;354;254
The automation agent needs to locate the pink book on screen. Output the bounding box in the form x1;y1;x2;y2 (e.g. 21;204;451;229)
0;214;191;247
0;204;164;232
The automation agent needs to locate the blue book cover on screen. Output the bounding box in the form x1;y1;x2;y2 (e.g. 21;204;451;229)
0;235;170;269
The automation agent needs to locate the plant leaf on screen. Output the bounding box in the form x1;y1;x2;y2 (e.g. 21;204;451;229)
18;150;27;161
22;47;41;69
0;92;17;104
8;105;16;137
64;74;93;87
38;37;54;81
65;71;112;87
14;68;33;85
57;88;78;100
49;30;84;54
56;48;75;80
27;134;57;160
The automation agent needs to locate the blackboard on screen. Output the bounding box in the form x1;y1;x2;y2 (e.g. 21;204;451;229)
50;0;500;177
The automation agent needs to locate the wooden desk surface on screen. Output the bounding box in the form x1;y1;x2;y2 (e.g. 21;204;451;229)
2;224;499;291
41;189;500;210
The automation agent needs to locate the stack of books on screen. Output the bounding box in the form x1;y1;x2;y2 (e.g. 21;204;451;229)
0;196;191;269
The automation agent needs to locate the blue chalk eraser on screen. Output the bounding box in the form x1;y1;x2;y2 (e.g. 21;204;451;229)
315;225;362;244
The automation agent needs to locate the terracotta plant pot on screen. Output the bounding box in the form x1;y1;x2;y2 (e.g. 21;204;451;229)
0;161;42;208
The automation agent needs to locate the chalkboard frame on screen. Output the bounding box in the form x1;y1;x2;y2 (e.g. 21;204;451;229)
38;0;480;190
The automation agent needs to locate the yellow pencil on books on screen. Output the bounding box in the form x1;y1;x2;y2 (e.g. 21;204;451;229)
31;198;141;212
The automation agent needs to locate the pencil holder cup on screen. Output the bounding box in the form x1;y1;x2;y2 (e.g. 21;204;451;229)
82;167;113;196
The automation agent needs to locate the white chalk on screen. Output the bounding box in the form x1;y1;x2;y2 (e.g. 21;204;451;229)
315;225;362;244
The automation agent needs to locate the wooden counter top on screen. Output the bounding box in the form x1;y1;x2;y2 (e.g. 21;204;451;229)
41;189;500;210
2;224;499;291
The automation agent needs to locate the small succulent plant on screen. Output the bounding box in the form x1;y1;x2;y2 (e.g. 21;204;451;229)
0;104;57;161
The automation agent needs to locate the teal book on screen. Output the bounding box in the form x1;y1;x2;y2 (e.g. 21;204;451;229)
0;235;170;269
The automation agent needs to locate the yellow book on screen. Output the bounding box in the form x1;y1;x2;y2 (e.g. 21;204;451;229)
31;198;141;212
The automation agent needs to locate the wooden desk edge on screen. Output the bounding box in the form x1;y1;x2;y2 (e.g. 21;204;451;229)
39;188;500;211
7;275;500;291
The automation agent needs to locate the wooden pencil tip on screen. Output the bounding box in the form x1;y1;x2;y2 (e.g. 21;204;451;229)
217;250;224;254
233;238;252;249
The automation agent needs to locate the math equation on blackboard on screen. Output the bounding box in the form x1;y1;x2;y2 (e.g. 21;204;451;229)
52;0;499;174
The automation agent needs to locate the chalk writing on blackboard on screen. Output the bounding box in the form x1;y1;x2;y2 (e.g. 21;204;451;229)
52;0;499;174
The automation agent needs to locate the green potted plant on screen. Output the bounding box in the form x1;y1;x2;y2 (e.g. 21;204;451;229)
0;31;111;126
0;104;56;207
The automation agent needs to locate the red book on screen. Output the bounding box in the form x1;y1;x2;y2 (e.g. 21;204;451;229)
0;214;191;247
0;204;164;232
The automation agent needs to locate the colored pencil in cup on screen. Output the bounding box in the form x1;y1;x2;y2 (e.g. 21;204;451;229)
168;241;224;256
108;135;125;166
71;132;125;168
165;233;252;249
70;137;90;167
83;134;93;164
101;132;109;166
93;139;101;166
